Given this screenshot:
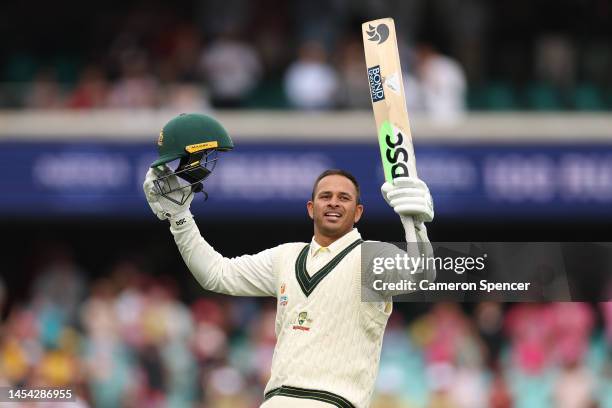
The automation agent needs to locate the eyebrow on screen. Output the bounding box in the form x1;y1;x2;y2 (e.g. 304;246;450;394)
317;190;354;198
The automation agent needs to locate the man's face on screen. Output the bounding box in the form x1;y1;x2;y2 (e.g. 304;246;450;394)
307;175;364;240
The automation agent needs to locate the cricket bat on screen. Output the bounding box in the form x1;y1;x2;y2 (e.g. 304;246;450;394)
362;17;419;243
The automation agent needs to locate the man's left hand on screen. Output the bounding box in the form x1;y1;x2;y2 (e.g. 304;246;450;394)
143;166;194;221
381;177;434;223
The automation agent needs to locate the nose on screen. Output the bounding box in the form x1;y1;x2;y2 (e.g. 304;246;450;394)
328;196;341;207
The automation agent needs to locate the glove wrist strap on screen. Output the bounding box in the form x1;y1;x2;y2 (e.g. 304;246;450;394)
169;210;193;226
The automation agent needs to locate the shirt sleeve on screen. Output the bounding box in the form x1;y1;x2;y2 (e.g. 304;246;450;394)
169;215;279;297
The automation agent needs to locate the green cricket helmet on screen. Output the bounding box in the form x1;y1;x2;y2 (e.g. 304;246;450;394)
151;113;233;204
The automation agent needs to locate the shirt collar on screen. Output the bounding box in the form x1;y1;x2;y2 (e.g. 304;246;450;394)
309;228;361;257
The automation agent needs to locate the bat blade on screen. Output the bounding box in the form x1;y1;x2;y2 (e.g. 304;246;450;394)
363;17;419;242
362;17;417;183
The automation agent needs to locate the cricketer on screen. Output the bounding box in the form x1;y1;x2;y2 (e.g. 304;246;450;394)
143;113;434;408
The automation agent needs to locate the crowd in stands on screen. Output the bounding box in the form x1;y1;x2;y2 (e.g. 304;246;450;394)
1;247;612;408
1;31;467;119
2;0;612;113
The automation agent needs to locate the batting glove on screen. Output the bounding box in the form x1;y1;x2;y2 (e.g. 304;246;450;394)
381;177;434;223
143;166;194;222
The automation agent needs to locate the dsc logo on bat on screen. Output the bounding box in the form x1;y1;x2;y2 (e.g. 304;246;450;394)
367;65;385;102
379;122;409;179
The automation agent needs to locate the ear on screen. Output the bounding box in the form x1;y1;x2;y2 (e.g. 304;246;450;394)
354;204;364;224
307;200;314;220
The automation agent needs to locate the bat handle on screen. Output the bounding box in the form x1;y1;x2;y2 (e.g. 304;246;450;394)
402;216;420;260
402;216;418;242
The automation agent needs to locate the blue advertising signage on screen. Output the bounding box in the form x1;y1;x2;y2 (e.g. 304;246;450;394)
0;140;611;219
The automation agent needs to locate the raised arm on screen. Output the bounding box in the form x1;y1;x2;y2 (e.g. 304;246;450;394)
381;176;434;245
379;176;437;293
170;215;278;296
143;167;278;297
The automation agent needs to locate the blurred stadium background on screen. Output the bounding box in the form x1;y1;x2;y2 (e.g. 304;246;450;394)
1;0;612;407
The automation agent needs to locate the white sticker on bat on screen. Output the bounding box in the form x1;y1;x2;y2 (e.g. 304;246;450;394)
384;72;401;95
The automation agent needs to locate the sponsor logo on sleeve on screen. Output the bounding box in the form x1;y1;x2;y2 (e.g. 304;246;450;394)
280;282;288;306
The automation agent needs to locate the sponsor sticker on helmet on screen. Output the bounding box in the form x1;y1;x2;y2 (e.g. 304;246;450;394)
185;141;219;153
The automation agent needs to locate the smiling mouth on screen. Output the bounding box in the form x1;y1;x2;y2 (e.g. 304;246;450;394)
324;211;342;219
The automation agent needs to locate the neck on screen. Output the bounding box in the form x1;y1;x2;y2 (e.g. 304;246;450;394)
313;228;351;247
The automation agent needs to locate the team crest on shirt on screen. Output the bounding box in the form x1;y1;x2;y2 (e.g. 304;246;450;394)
292;311;312;331
280;283;288;306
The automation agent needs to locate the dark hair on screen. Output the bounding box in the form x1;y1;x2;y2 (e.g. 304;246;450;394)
311;169;361;204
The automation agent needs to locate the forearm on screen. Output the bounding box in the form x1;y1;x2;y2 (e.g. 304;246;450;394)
170;214;226;292
169;215;276;296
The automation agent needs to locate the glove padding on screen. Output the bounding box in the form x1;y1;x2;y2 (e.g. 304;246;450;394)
143;166;194;221
381;177;434;223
